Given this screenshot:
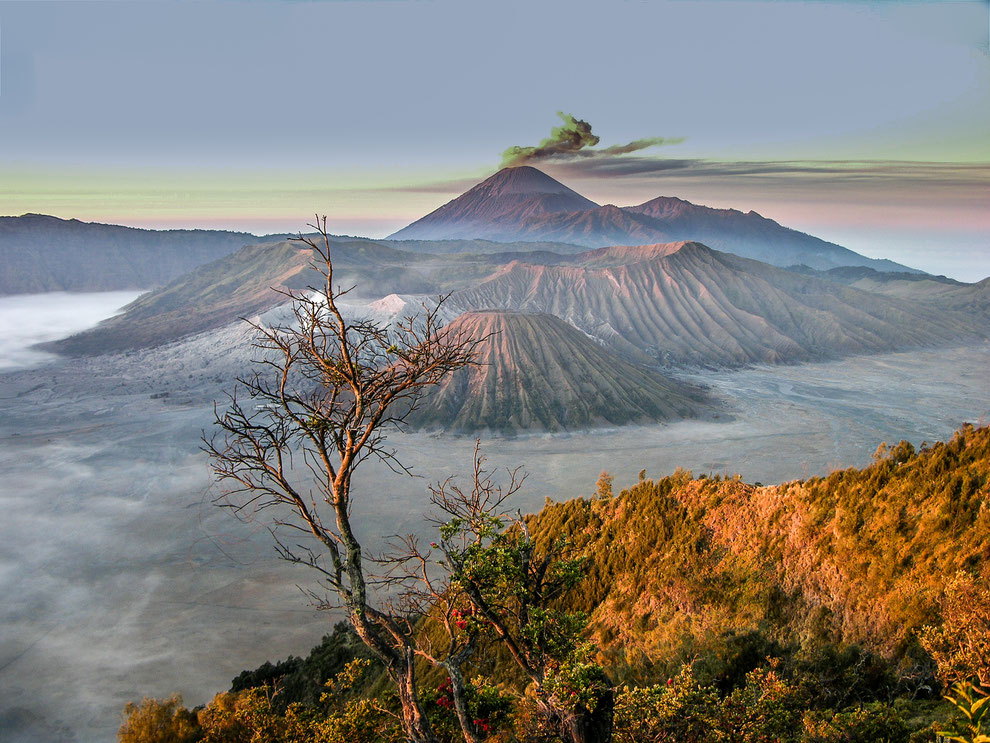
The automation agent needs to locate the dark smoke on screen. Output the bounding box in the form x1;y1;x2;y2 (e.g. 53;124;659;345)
500;112;599;167
500;113;682;167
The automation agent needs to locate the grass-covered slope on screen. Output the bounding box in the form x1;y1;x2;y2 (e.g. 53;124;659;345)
526;423;989;681
190;425;989;743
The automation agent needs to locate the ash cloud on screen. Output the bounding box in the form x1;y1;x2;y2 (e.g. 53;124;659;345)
500;112;682;168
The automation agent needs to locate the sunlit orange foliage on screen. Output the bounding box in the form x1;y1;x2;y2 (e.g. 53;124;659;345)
919;571;990;687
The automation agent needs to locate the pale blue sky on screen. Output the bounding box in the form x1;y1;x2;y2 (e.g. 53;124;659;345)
1;0;988;278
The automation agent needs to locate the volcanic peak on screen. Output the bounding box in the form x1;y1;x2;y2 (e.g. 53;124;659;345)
471;166;595;199
411;309;710;432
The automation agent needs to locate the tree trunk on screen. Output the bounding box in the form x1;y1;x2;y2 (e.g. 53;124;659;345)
564;685;614;743
395;648;440;743
445;661;484;743
539;672;615;743
350;615;439;743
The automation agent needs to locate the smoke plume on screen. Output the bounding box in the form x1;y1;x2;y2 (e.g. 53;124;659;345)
500;113;682;167
595;136;685;156
500;112;599;167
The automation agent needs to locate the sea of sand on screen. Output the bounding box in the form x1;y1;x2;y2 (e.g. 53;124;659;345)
0;294;988;742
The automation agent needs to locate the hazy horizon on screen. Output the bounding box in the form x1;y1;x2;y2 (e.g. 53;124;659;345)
4;163;989;282
1;0;987;281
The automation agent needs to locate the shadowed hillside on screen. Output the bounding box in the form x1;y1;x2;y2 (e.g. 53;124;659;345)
0;214;262;294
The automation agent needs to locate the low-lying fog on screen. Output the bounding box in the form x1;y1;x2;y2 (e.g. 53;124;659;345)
0;291;145;371
0;296;988;742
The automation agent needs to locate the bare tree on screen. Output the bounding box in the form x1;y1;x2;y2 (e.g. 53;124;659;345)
203;217;484;743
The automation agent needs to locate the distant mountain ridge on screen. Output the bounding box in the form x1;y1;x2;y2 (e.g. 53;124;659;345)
805;265;990;316
44;237;440;355
43;236;581;355
0;214;265;294
41;233;990;435
389;166;921;274
3;168;923;296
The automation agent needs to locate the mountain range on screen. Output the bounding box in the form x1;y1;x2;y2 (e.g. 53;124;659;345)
24;166;990;434
447;241;983;367
51;236;985;371
43;236;578;355
0;214;268;295
388;166;919;274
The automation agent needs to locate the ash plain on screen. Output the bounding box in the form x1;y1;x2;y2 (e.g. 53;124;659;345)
0;306;988;742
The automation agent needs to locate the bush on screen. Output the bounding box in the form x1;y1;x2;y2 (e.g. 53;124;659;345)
802;703;910;742
613;667;722;742
919;572;990;689
118;695;200;743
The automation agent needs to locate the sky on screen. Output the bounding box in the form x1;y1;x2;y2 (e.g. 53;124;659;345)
1;0;988;280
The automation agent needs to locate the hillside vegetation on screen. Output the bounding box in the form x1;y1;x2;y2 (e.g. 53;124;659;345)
120;424;990;742
533;423;989;680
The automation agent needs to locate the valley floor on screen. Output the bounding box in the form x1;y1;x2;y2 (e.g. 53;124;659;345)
0;342;988;742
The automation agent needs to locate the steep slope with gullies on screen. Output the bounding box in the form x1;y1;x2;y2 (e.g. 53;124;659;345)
448;242;985;367
816;267;990;316
410;311;712;433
